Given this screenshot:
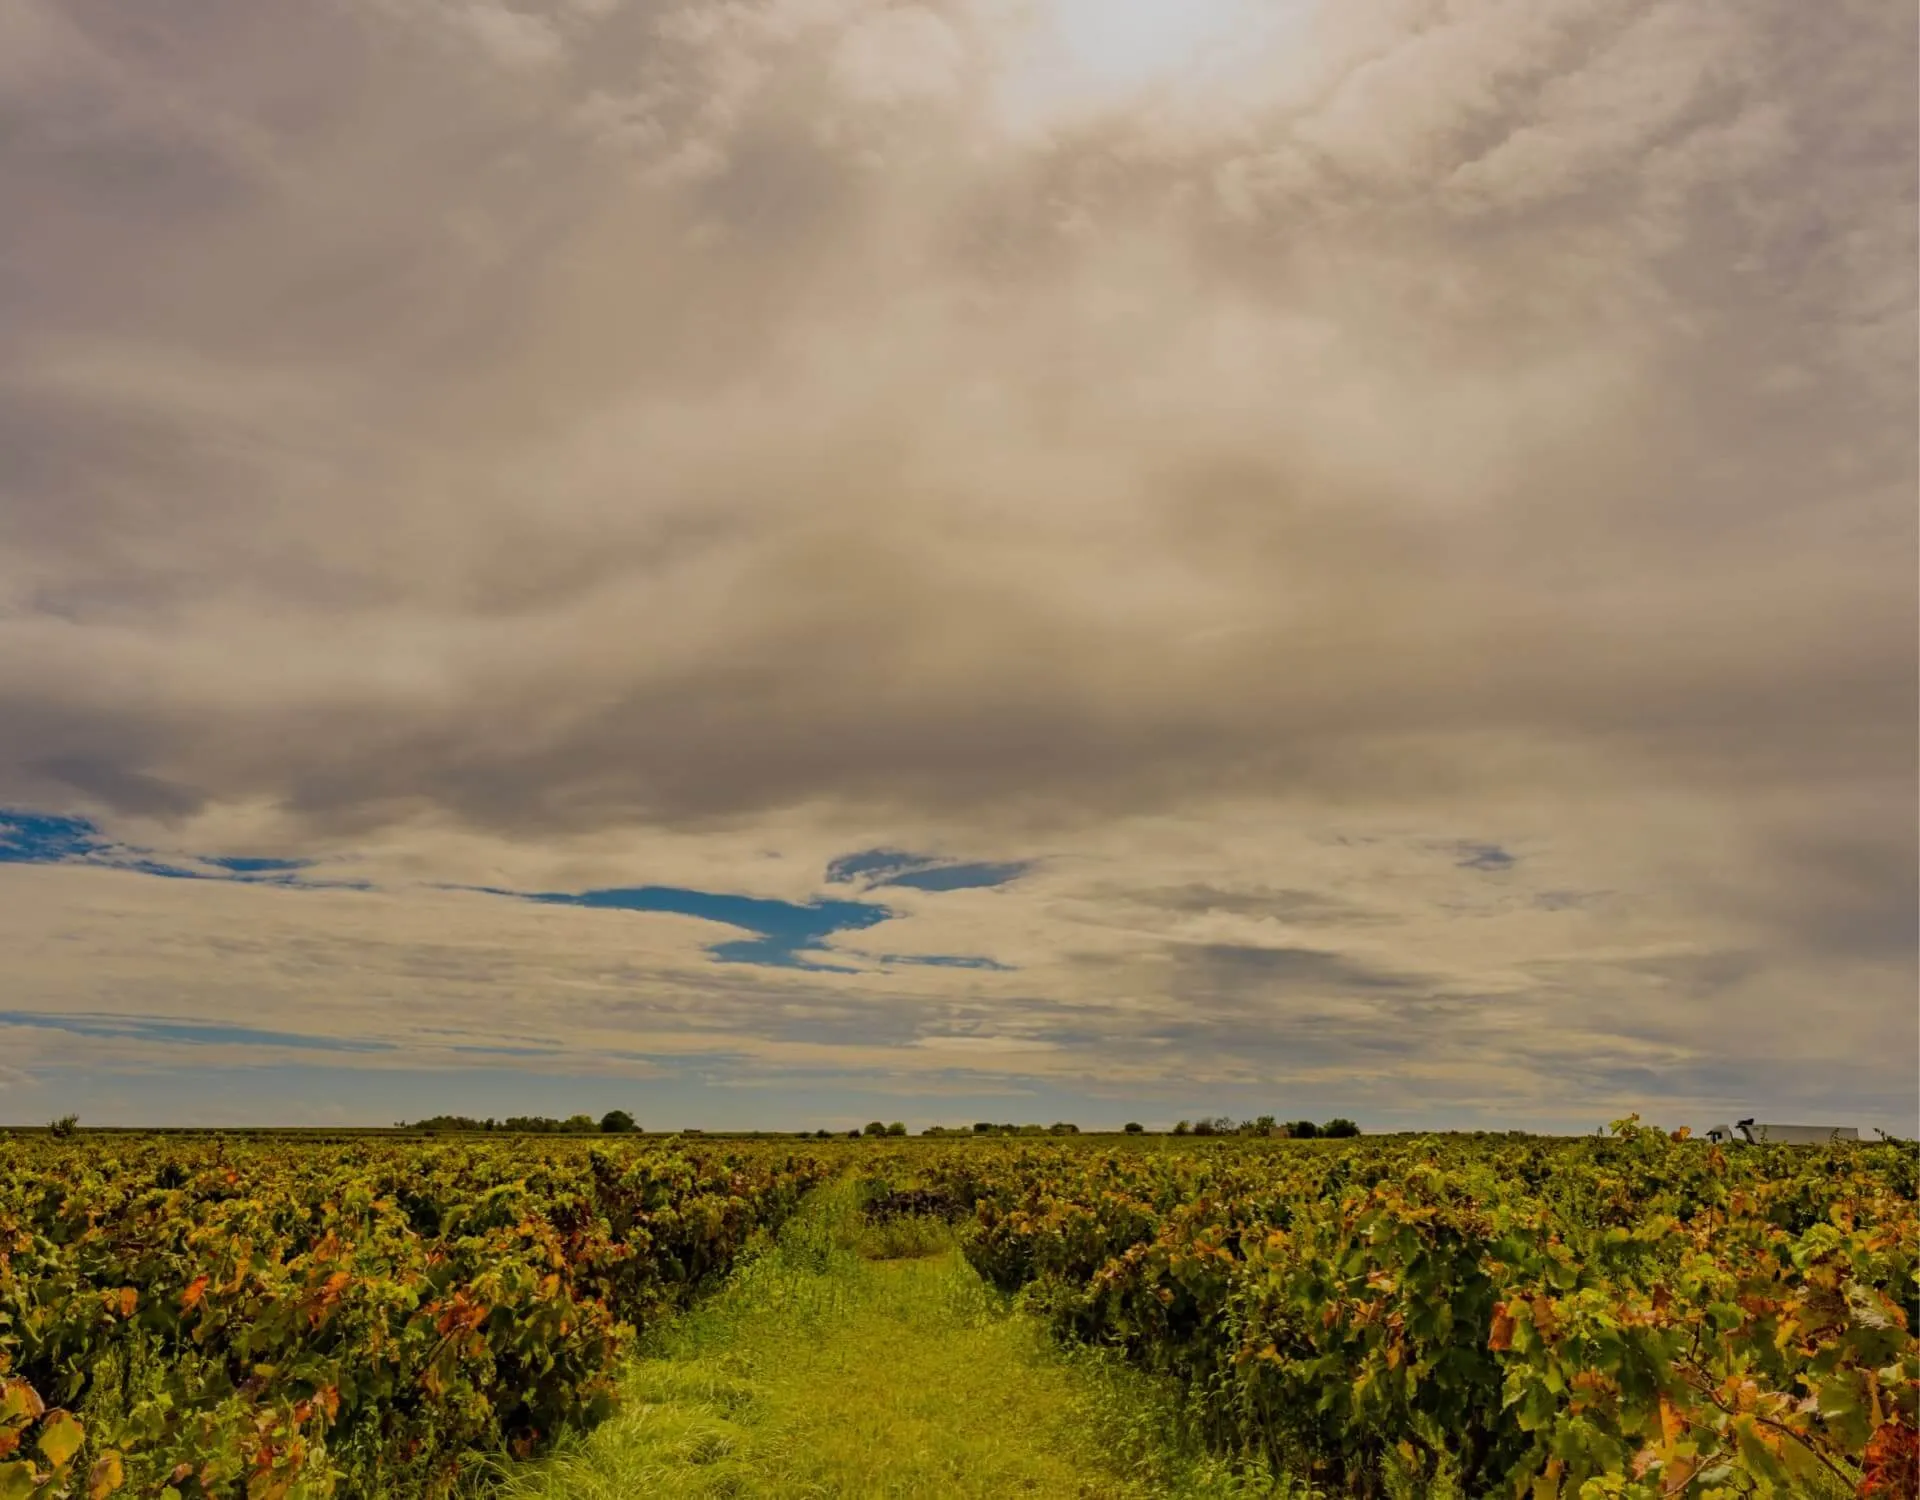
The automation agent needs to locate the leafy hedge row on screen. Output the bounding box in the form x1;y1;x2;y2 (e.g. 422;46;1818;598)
892;1122;1919;1498
0;1136;827;1497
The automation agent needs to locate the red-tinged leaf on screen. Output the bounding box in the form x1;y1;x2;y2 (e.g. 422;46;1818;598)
1860;1420;1920;1500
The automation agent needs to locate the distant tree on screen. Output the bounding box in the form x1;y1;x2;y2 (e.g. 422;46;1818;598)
405;1114;491;1132
846;1127;862;1138
1322;1118;1360;1138
885;1121;907;1136
1017;1123;1045;1135
48;1113;79;1139
816;1128;833;1138
1248;1115;1277;1137
1048;1122;1079;1135
1123;1121;1144;1134
972;1122;995;1134
1172;1120;1192;1136
599;1109;636;1134
1287;1119;1320;1139
563;1114;596;1133
863;1121;888;1137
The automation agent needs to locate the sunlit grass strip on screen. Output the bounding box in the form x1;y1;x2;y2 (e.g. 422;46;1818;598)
493;1179;1297;1498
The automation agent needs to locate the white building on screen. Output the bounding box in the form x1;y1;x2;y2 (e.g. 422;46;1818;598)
1703;1119;1860;1146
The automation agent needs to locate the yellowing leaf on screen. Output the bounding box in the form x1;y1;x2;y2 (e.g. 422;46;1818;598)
0;1382;44;1429
36;1410;84;1470
0;1461;42;1500
87;1450;125;1499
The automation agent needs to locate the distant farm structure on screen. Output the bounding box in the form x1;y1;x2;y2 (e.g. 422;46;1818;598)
1704;1118;1860;1146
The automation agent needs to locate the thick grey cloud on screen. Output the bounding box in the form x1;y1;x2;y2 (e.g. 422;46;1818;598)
0;0;1911;1128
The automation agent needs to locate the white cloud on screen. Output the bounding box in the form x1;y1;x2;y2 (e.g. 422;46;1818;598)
831;6;964;105
0;0;1910;1128
458;2;567;68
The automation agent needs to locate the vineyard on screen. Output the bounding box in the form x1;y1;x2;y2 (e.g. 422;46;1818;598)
0;1135;826;1497
1;1124;1915;1498
860;1121;1919;1499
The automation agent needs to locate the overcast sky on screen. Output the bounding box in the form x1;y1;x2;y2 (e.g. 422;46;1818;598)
1;0;1913;1132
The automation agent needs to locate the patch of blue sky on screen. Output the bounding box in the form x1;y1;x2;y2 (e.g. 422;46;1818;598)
204;855;313;874
0;810;104;862
3;807;999;971
0;806;356;889
882;861;1029;892
824;848;925;884
118;857;215;880
884;954;1015;970
602;1047;750;1065
447;1043;563;1058
1455;842;1517;872
825;847;1030;891
511;884;893;970
0;1009;394;1053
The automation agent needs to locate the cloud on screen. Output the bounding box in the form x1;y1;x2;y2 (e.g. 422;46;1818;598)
0;0;1910;1128
458;2;567;69
831;6;963;105
825;848;1030;891
0;1009;395;1055
2;806;1033;972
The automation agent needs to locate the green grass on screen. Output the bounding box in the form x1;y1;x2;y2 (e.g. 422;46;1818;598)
492;1181;1300;1499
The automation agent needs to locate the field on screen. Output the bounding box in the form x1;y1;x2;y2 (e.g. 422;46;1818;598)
1;1124;1914;1498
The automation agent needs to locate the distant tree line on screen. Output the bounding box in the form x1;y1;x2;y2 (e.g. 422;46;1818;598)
1171;1115;1359;1138
396;1110;637;1134
387;1115;1361;1139
958;1122;1082;1136
801;1118;1362;1138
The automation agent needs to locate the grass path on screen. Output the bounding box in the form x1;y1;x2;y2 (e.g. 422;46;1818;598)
495;1182;1284;1500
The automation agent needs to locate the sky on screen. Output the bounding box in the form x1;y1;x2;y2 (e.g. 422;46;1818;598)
0;0;1914;1133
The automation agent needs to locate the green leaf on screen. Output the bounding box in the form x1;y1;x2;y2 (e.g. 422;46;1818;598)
1814;1372;1872;1451
0;1463;38;1500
